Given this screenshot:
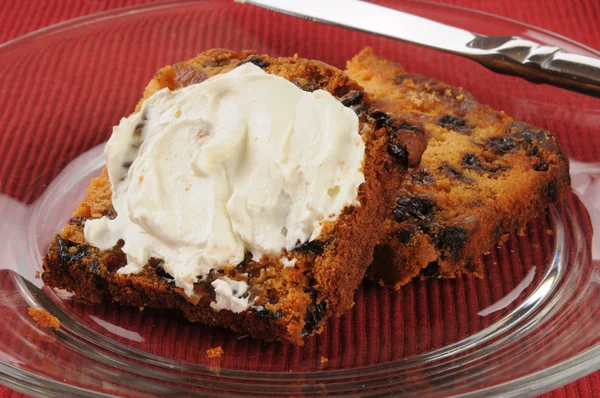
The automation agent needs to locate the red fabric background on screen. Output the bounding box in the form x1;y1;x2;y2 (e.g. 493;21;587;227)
0;0;598;397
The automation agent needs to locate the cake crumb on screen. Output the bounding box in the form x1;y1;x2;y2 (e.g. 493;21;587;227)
456;94;464;101
546;229;553;235
35;271;41;279
206;346;224;359
320;356;328;363
28;308;60;330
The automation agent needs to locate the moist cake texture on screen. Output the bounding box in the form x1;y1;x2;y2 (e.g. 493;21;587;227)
346;48;571;289
42;48;427;344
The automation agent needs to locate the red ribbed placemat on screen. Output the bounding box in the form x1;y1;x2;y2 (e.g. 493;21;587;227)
0;0;598;397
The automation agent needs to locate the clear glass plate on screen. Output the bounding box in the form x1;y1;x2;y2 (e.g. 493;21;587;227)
0;0;599;396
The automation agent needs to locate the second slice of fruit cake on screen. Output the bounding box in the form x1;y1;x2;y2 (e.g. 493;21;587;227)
346;48;570;289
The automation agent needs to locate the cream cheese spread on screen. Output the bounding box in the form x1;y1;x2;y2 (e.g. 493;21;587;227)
210;277;251;313
280;257;298;268
84;63;365;308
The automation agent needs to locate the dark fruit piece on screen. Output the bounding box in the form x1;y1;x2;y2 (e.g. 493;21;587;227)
301;289;326;337
55;235;89;263
371;110;391;129
156;266;175;283
87;258;109;289
294;239;327;255
486;136;517;155
462;153;509;174
398;121;425;134
437;114;469;133
395;228;415;244
68;216;88;227
434;226;468;260
388;143;409;167
411;168;435;185
252;306;284;319
439;163;475;184
393;195;436;223
511;124;544;144
236;55;270;69
104;208;117;219
293;78;320;92
340;91;364;107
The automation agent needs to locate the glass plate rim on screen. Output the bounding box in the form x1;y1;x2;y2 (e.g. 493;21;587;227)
9;147;578;380
0;1;599;396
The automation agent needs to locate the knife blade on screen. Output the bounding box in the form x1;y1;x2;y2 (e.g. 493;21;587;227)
238;0;600;98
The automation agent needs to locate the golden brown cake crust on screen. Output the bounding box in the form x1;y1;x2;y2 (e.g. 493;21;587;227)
42;49;427;345
346;48;570;289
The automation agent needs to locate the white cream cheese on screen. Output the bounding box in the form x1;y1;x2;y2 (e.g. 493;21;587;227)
280;257;298;268
84;63;365;308
210;277;251;313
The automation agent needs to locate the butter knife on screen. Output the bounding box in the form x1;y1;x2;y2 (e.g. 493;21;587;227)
238;0;600;98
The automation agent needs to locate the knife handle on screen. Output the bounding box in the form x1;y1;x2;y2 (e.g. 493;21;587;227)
471;36;600;98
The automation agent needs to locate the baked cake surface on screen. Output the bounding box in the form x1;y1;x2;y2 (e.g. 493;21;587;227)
346;48;571;289
42;49;427;344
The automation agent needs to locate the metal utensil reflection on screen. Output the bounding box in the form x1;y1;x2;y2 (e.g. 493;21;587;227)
239;0;600;98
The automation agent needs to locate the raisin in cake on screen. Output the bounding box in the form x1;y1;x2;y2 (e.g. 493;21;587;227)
346;48;570;289
42;49;427;345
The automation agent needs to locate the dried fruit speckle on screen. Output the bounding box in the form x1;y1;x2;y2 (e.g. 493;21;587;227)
393;195;436;223
437;114;469;133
